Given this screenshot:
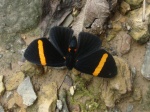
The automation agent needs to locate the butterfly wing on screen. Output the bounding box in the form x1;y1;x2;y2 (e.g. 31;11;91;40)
75;33;117;78
75;32;102;60
24;38;65;67
50;26;74;57
75;49;117;78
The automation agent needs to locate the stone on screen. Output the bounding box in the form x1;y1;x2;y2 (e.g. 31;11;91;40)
0;75;5;96
120;1;130;15
59;89;69;112
0;0;42;34
21;61;44;77
13;91;27;108
141;42;150;80
5;72;25;90
0;54;3;59
125;0;143;9
128;5;150;44
17;76;37;106
0;105;4;112
101;56;132;107
62;14;73;27
83;0;110;34
38;82;57;112
114;31;132;56
126;104;133;112
70;86;76;96
57;100;63;110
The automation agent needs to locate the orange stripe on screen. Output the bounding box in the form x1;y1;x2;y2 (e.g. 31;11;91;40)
38;40;46;65
93;53;108;76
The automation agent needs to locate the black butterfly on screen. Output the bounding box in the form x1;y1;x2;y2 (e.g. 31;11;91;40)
24;26;117;78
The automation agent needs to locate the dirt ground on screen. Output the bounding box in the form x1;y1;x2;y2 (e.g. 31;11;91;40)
0;28;150;112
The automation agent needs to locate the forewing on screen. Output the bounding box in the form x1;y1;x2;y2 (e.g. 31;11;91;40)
24;38;65;67
74;49;117;78
50;26;73;57
76;32;102;60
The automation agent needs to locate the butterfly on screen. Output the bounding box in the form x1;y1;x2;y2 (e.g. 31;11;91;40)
24;26;117;78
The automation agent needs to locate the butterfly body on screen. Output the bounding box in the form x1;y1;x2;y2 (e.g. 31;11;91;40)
24;26;117;78
66;36;77;70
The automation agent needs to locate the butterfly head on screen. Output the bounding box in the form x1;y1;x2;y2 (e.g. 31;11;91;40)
68;36;77;53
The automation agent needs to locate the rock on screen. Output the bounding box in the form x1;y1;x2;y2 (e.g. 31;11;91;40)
125;0;143;9
83;0;110;34
108;106;121;112
59;89;69;112
21;61;44;77
114;31;132;56
141;43;150;80
127;5;150;44
5;72;25;90
71;104;81;112
101;56;132;107
38;82;57;112
0;75;5;96
120;1;130;15
0;54;3;59
72;6;85;36
16;37;26;46
0;105;4;112
70;86;76;96
62;14;73;27
57;100;63;110
126;104;133;112
64;75;73;87
106;13;125;41
132;88;142;101
14;91;27;108
0;0;42;34
17;76;37;106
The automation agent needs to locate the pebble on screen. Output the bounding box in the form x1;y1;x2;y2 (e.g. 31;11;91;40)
6;72;25;90
0;54;3;59
126;104;133;112
38;82;57;112
5;45;11;50
141;43;150;80
0;75;5;96
64;75;73;86
57;100;63;110
10;49;15;53
115;31;132;56
131;67;136;78
16;38;26;45
108;106;121;112
17;76;37;106
70;86;76;96
59;89;69;112
0;105;4;112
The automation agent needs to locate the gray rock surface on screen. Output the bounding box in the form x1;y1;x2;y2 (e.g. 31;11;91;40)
0;105;4;112
17;76;37;106
141;42;150;80
0;0;42;34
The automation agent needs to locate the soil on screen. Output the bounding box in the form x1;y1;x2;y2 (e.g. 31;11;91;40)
0;28;150;112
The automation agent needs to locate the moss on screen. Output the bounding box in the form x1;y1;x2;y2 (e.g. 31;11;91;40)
69;75;106;111
143;85;150;110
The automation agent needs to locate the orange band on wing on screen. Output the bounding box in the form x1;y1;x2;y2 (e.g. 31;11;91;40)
38;40;46;65
93;53;108;76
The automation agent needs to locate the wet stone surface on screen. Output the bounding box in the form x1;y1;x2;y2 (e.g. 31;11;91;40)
141;42;150;80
